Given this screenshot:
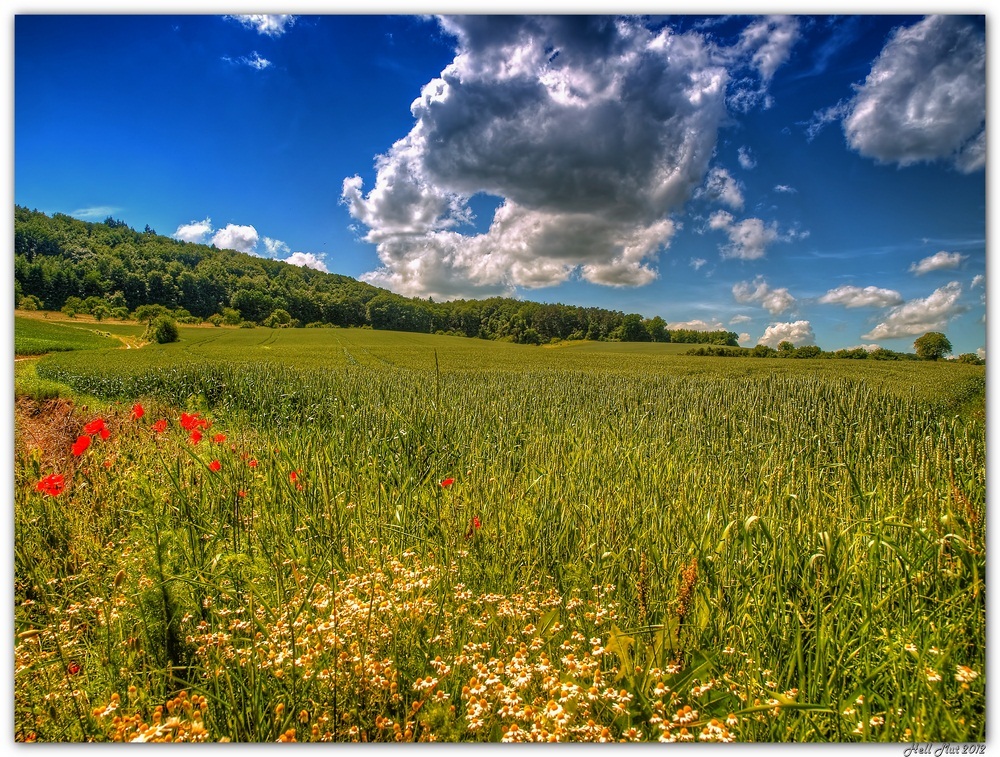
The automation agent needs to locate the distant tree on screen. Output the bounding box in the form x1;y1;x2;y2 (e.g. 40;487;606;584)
955;353;985;365
914;332;952;361
134;304;171;324
750;344;777;358
90;303;110;321
263;308;294;328
145;315;179;344
19;294;42;311
777;341;795;356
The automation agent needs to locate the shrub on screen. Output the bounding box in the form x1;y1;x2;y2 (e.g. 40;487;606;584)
145;315;179;344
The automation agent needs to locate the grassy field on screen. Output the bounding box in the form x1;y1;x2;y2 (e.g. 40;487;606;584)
14;314;124;356
15;326;985;742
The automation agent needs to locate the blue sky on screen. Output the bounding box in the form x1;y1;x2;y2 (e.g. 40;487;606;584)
13;11;988;355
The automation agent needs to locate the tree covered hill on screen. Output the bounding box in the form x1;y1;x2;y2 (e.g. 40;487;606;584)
14;206;738;346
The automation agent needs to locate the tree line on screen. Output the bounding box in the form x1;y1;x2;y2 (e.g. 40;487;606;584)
13;207;739;346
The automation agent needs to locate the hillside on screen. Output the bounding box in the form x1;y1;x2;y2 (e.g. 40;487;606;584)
14;206;738;346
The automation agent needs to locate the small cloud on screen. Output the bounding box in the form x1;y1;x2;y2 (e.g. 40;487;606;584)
732;276;796;315
283;252;329;272
738;332;753;345
818;284;903;308
976;346;985;360
730;314;752;325
212;223;259;253
173;217;213;244
689;258;707;271
970;274;984;288
225;14;297;37
737;146;756;170
71;205;121;220
697;167;744;210
263;237;291;256
667;319;726;332
710;211;784;261
758;320;815;347
773;184;797;194
224;52;272;70
804;100;849;142
909;251;966;275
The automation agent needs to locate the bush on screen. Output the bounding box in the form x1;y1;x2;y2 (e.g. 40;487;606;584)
145;316;179;344
239;321;256;329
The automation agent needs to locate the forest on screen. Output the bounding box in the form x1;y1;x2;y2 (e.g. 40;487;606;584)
13;207;739;347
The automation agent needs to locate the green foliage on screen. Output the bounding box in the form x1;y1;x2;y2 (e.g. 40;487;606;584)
914;332;953;361
19;294;43;311
955;353;985;365
144;315;179;344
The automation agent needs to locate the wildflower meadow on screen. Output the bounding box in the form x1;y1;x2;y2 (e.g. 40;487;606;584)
14;325;985;742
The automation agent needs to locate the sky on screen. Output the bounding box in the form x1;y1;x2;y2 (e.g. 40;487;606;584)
12;10;989;355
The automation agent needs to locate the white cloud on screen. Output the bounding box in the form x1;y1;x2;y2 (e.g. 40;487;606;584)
909;250;966;275
173;217;213;244
668;319;726;332
737;15;801;83
71;205;121;219
342;16;761;300
843;343;882;352
758;320;815;347
283;252;329;273
842;15;985;172
697;167;744;209
773;184;797;194
737;146;756;170
725;15;800;112
971;274;984;288
709;211;789;260
976;346;985;360
263;237;291;256
224;52;272;70
730;314;752;325
226;14;297;37
738;332;753;345
690;257;707;271
212;224;259;253
862;281;966;340
732;276;796;315
818;284;903;308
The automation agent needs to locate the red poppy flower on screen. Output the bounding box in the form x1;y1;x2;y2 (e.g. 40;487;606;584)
35;474;65;497
189;429;203;444
83;418;106;435
440;478;455;488
151;419;168;433
131;403;145;420
66;661;81;676
208;460;221;472
289;470;302;482
71;435;91;456
179;412;199;430
238;490;247;498
103;459;113;469
212;433;227;443
99;428;110;441
248;459;258;468
199;418;212;430
473;516;482;530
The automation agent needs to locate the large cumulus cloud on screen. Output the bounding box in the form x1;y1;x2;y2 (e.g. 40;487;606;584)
843;15;985;172
343;15;797;300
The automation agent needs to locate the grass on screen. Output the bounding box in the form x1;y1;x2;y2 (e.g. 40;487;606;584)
14;327;985;742
15;315;123;356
